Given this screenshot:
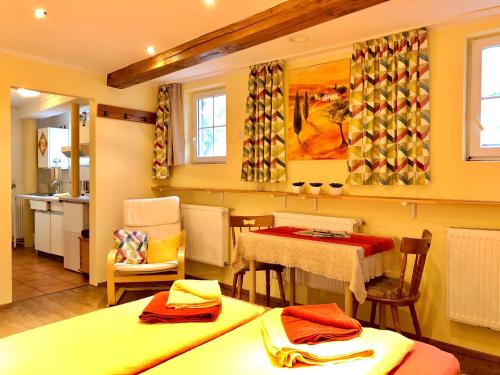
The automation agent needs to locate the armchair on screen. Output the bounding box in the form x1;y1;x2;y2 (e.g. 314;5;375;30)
107;196;185;306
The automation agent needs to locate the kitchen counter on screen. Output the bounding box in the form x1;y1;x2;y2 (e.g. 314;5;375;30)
16;193;60;202
16;194;90;204
58;195;89;204
14;193;90;270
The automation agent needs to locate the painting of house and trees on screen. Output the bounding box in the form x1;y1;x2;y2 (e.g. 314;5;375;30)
287;59;351;160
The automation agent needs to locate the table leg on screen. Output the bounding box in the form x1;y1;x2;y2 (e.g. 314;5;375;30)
344;284;353;317
249;259;256;304
289;267;296;305
379;304;387;330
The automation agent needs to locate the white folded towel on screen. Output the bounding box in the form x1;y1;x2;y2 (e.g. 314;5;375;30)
260;308;414;374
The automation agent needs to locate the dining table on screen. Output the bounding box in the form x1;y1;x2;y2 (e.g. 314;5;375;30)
232;226;396;317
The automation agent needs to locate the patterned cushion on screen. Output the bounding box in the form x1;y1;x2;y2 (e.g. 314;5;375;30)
366;276;411;299
114;229;148;264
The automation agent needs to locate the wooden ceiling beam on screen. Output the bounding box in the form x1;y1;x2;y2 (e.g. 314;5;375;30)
107;0;388;89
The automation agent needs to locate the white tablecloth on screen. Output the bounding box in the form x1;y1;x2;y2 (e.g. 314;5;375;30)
232;232;396;303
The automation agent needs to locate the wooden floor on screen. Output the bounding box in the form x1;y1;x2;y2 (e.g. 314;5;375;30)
12;247;88;301
1;281;499;374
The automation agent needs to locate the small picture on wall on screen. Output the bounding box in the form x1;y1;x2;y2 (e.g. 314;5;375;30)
287;59;350;160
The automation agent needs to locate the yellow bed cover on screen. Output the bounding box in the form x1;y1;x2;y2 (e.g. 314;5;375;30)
0;295;264;375
143;309;413;375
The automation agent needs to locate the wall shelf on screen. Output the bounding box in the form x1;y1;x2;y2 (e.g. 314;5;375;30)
151;185;500;218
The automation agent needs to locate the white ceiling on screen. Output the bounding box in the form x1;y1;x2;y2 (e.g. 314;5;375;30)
10;88;83;119
10;89;50;107
1;0;499;84
0;0;282;73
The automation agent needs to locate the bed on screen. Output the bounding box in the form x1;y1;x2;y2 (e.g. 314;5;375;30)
0;295;265;375
142;309;461;375
0;296;460;375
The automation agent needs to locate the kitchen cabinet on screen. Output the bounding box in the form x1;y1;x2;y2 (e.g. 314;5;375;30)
32;199;65;257
63;202;88;272
37;127;69;169
34;211;51;253
50;212;64;256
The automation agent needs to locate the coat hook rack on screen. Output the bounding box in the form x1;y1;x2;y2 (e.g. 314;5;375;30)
97;104;156;125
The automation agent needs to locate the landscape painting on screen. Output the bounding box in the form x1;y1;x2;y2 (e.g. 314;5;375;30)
287;59;350;160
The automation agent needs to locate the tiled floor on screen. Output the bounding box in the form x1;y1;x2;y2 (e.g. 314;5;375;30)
12;247;88;301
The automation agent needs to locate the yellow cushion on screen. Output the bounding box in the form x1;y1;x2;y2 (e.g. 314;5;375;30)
147;232;182;263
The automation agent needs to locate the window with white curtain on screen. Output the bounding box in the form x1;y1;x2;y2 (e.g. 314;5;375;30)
192;88;226;163
466;34;500;160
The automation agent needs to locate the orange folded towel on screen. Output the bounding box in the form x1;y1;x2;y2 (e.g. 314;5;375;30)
281;304;362;344
140;291;221;323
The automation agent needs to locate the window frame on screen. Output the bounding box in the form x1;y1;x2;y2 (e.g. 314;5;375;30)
191;88;227;164
466;33;500;161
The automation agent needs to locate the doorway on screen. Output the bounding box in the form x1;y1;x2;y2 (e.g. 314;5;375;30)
10;87;91;301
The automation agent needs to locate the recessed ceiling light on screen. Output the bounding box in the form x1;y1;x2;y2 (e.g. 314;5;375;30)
289;35;309;43
146;46;156;55
17;88;41;98
204;0;215;6
34;8;47;19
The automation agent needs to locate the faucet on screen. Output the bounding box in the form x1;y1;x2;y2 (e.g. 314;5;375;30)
50;164;62;194
50;179;62;194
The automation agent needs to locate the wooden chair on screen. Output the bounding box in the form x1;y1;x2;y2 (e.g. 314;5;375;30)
107;196;186;306
353;229;432;339
230;215;286;307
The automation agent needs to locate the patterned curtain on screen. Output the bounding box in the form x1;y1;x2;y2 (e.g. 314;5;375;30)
241;60;286;183
348;28;430;185
153;83;185;179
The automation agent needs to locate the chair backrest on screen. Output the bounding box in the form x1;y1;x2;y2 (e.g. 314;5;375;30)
397;229;432;298
123;196;181;239
230;215;274;247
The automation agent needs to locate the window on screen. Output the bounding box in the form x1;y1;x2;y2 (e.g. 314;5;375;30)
466;34;500;160
193;89;226;163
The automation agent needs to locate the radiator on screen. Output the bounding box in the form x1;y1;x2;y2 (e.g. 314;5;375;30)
447;227;500;330
181;204;229;267
11;183;24;244
273;212;363;294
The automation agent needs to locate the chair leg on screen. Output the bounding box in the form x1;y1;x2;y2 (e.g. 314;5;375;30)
409;304;422;339
237;272;244;300
231;273;238;298
276;271;287;307
390;305;401;333
352;298;359;319
370;302;377;326
107;273;116;306
379;304;386;330
265;269;271;307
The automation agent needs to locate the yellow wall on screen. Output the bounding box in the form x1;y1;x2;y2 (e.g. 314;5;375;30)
1;7;499;357
10;107;23;188
0;52;156;303
91;114;155;285
154;13;500;355
22;119;38;247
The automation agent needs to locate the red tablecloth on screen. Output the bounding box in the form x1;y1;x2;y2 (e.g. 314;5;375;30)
253;226;394;257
